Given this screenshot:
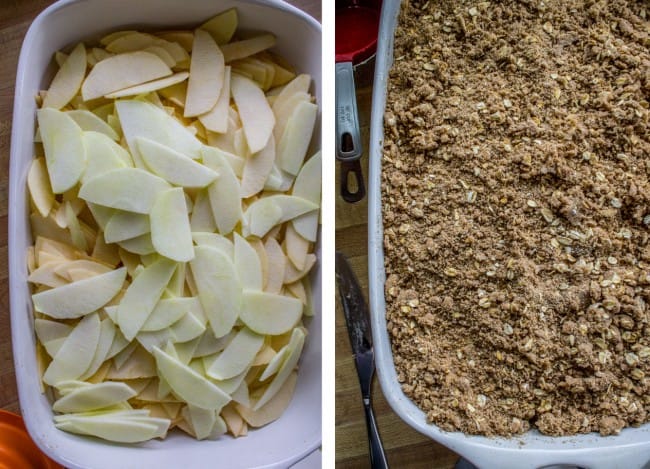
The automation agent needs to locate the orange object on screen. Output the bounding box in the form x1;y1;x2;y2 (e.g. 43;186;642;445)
0;410;63;469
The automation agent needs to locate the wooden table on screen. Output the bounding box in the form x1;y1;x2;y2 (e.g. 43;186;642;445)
0;0;319;421
335;84;460;468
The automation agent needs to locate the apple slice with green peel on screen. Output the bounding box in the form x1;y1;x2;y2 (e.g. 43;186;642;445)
244;195;318;238
152;346;231;410
115;99;203;160
207;327;264;380
27;157;54;217
117;258;176;340
231;74;275;154
81;51;172;100
104;72;189;99
150;188;194;262
241;135;275;199
37;108;86;194
42;42;86;109
253;327;304;410
53;381;136;413
79;318;116;380
198;66;230;133
104;211;150;244
136;137;219;188
185;29;225;117
81;132;130;184
79;168;171;214
277;100;318;175
141;297;201;331
221;34;276;63
54;414;170;443
200;8;237;44
190;246;241;338
32;267;126;319
191;232;233;259
292;151;321;242
239;290;302;335
234;233;263;291
43;313;101;385
202;146;242;235
67;110;119;140
239;370;297;427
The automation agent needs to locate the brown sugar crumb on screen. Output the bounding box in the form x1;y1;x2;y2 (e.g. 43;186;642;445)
382;0;650;437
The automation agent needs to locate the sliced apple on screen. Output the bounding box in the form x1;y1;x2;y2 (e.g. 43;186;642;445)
272;91;310;145
272;74;311;112
53;381;136;413
189;189;217;232
198;66;231;133
182;405;218;440
67;110;119;140
207;327;264;380
27;157;54;217
221;34;276;63
170;312;206;342
117;258;177;340
284;253;317;284
241;135;275;199
263;238;286;295
43;313;101;385
292;151;321;241
152;346;231;410
104;31;156;52
191;232;233;259
199;8;237;45
243;195;317;238
104;211;150;244
284;223;310;271
234;233;263;291
185;29;225;117
253;327;304;409
32;267;126;319
141;297;201;331
118;233;156;255
53;259;112;281
136;137;218;188
79;318;117;380
277;100;318;175
239;290;302;335
54;413;169;443
79;130;130;182
202;146;242;235
105;72;189;99
79;168;171;214
115;99;203;160
34;318;72;345
82;51;172;100
230;74;275;154
190;246;241;338
37;108;86;194
150;188;194;262
43;42;86;110
238;370;297;427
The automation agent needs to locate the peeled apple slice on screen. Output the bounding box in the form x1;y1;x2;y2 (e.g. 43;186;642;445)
200;8;237;44
81;51;172;100
37;108;86;194
244;195;318;238
42;42;86;109
150;188;194;262
43;313;101;385
141;297;202;331
276;100;318;175
239;371;297;427
230;74;275;154
221;34;276;63
198;66;231;133
240;135;275;199
104;211;150;244
53;381;136;413
79;168;171;214
104;72;189;99
190;246;241;338
202;146;242;235
32;267;126;319
292;151;321;242
117;258;177;340
81;132;130;184
234;233;263;291
67;110;119;140
54;414;169;443
185;29;225;117
152;346;231;410
239;290;302;335
207;327;264;380
27;157;54;217
136;137;218;188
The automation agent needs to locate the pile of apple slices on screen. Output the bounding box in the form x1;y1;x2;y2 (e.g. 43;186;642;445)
26;7;320;443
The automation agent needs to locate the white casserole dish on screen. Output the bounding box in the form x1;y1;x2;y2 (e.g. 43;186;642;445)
366;1;650;468
8;1;321;468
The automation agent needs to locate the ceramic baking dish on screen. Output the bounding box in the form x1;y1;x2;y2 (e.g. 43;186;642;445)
8;1;321;468
366;1;650;468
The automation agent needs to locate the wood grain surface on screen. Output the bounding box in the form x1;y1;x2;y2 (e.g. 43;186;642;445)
335;85;460;468
0;0;319;420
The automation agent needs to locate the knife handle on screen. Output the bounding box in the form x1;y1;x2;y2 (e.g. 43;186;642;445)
363;398;389;469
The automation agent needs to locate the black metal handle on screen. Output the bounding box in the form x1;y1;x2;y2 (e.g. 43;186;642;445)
340;160;366;203
363;398;389;469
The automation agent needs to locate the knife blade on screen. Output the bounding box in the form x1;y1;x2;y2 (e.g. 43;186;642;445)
335;251;389;469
